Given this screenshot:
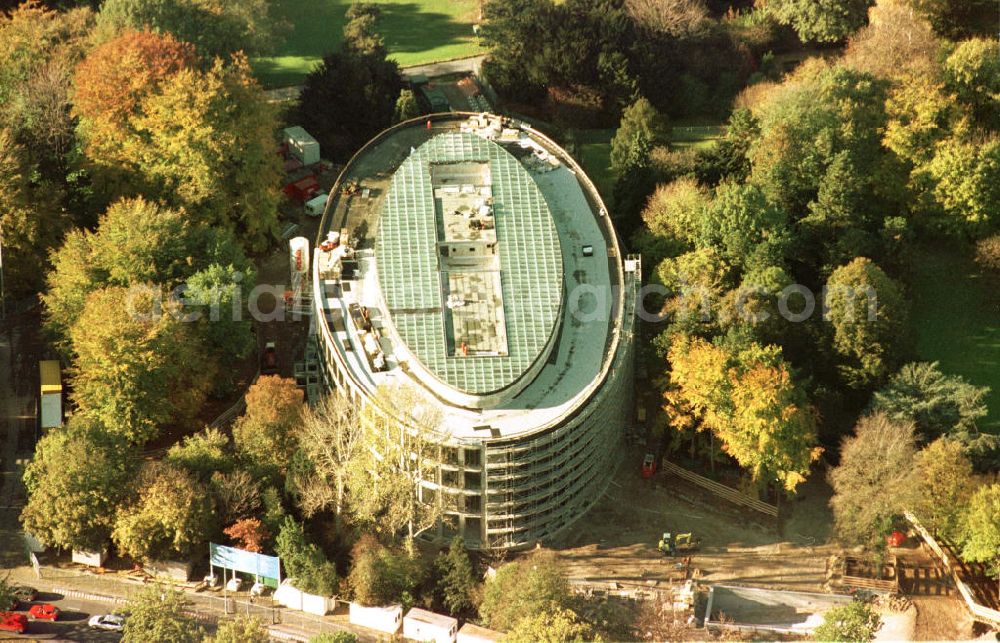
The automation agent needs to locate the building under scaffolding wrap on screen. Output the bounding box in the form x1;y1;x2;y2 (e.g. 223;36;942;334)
311;113;639;550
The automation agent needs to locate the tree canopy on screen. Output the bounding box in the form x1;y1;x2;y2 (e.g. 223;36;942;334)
123;585;202;643
765;0;873;43
479;551;573;632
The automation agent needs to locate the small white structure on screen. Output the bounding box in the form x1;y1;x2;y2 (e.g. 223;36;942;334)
283;126;320;166
71;548;108;567
304;192;328;216
273;579;336;616
349;603;402;635
144;559;193;582
403;607;458;643
457;623;501;643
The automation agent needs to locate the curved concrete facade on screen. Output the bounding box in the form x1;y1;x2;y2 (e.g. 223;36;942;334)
312;113;639;549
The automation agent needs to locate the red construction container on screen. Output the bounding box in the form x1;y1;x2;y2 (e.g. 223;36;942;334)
283;176;320;203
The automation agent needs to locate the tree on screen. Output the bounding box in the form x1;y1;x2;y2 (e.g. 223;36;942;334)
112;461;215;562
905;0;995;39
290;393;362;519
296;6;401;161
0;128;66;297
824;257;909;389
210;470;262;526
434;536;478;616
640;177;710;249
123;585;202;643
479;551;572;632
844;0;939;79
347;383;445;552
698;181;788;275
21;416;134;551
624;0;708;36
905;439;975;540
871;362;995;457
204;617;269;643
610;97;667;178
309;633;358;643
224;518;269;553
232;376;303;476
69;286;213;444
764;0;872;43
811;600;882;642
393;89;421;123
274;517;339;596
346;534;425;607
958;484;1000;593
95;0;287;59
73;30;196;166
924;134;1000;231
828;412;916;546
166;428;234;479
504;606;597;643
125;58;282;251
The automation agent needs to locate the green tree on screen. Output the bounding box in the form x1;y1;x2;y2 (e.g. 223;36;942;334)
21;415;134;551
205;616;269;643
393;89;421;123
958;484;1000;593
924;134;1000;231
95;0;287;59
434;536;478;615
232;375;304;477
871;362;995;457
610;96;667;178
811;600;882;642
275;517;339;596
824;257;909;389
829;412;916;546
906;438;975;540
906;0;996;39
166;428;234;480
765;0;872;43
112;461;216;562
346;534;425;607
641;177;710;250
122;585;202;643
69;286;213;444
0;127;66;297
479;551;571;632
296;5;401;161
503;606;597;643
698;181;789;275
309;633;358;643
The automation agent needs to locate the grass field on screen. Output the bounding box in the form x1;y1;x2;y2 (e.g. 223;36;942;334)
575;122;723;203
911;243;1000;433
253;0;484;87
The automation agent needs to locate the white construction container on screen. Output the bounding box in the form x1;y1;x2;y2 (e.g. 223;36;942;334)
289;237;310;276
273;579;337;616
283;126;320;166
457;623;502;643
304;192;328;216
403;607;458;643
349;603;402;635
72;548;108;567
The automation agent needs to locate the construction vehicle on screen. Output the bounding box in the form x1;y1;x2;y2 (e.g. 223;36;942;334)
657;532;700;556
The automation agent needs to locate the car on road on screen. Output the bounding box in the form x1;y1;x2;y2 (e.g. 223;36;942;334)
0;612;27;634
28;603;59;621
89;614;125;632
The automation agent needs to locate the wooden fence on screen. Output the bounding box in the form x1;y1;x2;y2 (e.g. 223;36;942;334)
660;460;778;518
905;511;1000;627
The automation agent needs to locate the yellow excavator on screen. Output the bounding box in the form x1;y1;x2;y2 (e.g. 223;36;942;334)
657;532;700;556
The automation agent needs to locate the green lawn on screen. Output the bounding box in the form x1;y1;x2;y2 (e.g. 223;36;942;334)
911;243;1000;433
574;123;723;203
253;0;484;87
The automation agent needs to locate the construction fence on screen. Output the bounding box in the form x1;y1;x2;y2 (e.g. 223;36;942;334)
660;460;778;518
904;510;1000;627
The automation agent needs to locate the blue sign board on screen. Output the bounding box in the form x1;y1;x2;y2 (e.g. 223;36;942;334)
209;543;280;581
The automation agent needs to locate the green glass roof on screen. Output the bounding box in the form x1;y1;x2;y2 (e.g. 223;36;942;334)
375;132;563;395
